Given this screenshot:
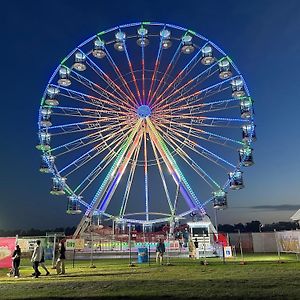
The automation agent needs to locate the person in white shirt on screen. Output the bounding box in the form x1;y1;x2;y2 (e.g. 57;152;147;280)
31;240;42;278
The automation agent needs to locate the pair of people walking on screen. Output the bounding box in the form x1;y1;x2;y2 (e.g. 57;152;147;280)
31;240;50;278
31;239;66;277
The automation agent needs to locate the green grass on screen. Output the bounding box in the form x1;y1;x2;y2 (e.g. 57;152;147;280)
0;254;299;299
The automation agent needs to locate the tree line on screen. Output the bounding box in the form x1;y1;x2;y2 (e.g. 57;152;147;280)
0;221;298;237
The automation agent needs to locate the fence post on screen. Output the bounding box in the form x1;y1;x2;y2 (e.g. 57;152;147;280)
166;232;171;265
52;234;57;268
202;232;207;265
128;224;134;267
90;228;96;268
238;230;245;264
274;229;281;262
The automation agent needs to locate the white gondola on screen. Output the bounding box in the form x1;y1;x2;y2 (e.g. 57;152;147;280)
218;59;232;79
44;86;59;106
160;29;172;49
66;195;82;214
212;190;227;209
242;124;256;142
239;147;254;167
92;39;106;58
137;27;149;47
57;67;71;86
240;97;253;119
201;45;215;65
229;170;244;190
36;132;51;150
181;35;194;54
39;154;55;173
231;77;245;98
114;31;126;51
73;52;86;71
50;177;66;195
40;107;52;127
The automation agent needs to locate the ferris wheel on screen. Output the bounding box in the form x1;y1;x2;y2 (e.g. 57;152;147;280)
36;22;255;237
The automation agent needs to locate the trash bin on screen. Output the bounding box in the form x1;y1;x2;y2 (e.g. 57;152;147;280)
137;247;148;263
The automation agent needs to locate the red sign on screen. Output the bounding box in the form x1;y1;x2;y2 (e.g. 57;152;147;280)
0;238;16;269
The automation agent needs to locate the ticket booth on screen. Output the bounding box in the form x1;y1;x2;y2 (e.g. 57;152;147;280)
187;217;218;257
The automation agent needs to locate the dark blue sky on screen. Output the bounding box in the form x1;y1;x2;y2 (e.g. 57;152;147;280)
1;0;300;230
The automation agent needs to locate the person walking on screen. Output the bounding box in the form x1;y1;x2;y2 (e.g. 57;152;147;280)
155;238;165;265
31;240;42;278
194;238;199;259
188;239;196;260
56;240;66;275
12;245;21;278
40;245;50;276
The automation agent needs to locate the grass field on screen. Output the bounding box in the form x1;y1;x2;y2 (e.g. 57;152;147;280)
0;254;299;299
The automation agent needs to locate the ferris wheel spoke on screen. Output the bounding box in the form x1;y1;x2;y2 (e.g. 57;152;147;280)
151;44;208;108
123;43;142;104
143;128;149;221
153;75;237;112
53;122;133;158
51;119;130;155
52;84;127;111
154;114;248;128
97;130;144;213
63;133;129;178
104;47;139;107
147;36;164;102
58;125;134;176
119;135;143;218
147;118;206;213
154;122;236;169
52;107;133;121
51;131;101;153
141;42;146;102
81;120;142;219
160;131;221;189
76;49;135;109
154;85;233;116
76;134;130;195
48;116;135;136
149;138;174;214
70;132;131;191
148;41;182;106
155;124;228;171
156;119;244;147
157;67;219;108
69;69;131;109
153;49;216;108
77;152;118;196
154;97;241;115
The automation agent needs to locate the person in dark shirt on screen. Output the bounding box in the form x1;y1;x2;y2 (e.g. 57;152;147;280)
155;239;166;265
194;238;199;259
12;245;21;278
56;240;66;275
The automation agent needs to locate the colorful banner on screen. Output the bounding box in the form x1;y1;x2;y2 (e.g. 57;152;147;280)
0;238;16;269
66;239;85;250
276;231;300;253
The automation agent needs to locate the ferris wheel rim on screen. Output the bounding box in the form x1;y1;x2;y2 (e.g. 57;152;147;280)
37;21;255;227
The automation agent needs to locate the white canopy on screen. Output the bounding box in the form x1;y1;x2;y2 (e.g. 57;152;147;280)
291;209;300;221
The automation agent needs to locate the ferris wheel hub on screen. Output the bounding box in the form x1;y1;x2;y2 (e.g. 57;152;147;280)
137;105;151;118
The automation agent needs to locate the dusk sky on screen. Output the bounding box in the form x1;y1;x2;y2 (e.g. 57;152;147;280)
1;0;300;230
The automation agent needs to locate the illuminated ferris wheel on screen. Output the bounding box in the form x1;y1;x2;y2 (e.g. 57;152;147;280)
36;22;255;236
